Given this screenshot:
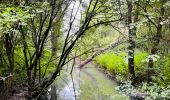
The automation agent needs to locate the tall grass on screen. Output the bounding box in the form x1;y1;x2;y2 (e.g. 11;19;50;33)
94;52;128;75
94;51;149;75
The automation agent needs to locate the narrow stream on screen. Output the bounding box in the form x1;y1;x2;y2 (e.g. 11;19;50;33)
46;63;128;100
45;0;128;99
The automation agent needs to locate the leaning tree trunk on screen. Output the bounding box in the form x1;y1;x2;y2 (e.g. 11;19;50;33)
78;40;125;68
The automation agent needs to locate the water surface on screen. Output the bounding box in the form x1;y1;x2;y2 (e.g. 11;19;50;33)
47;63;128;100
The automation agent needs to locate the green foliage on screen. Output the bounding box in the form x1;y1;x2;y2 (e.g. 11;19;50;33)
95;52;128;75
75;25;119;60
134;51;148;74
95;51;149;76
0;1;56;80
162;54;170;82
0;0;170;98
117;81;170;100
142;54;160;63
94;48;170;87
139;83;170;100
0;6;32;35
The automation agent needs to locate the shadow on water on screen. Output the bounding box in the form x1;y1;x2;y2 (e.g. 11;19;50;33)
44;63;128;100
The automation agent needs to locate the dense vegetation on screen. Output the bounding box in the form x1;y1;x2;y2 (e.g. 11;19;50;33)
0;0;169;100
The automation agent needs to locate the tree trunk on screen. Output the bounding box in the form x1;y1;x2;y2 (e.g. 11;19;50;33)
147;0;165;81
127;0;137;79
51;31;58;56
51;19;62;56
78;40;124;68
4;34;14;75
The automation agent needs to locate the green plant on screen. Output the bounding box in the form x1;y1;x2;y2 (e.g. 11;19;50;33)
134;51;148;74
117;81;170;100
95;52;128;75
139;82;170;100
162;54;170;83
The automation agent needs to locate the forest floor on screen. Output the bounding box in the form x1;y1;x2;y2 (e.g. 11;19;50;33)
9;87;27;100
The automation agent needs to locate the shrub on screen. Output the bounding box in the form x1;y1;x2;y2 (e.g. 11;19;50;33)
162;54;170;82
95;51;149;76
94;52;128;75
134;51;148;74
117;81;170;100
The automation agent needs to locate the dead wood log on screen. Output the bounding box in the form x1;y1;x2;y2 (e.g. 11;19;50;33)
78;40;126;69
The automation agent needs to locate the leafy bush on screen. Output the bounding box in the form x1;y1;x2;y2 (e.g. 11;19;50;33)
95;50;170;86
143;54;170;86
117;81;170;100
134;51;148;74
94;52;128;75
162;54;170;82
139;82;170;100
95;51;148;76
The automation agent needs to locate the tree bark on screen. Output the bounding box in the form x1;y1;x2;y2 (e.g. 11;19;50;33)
127;0;136;78
148;0;165;81
51;20;62;56
4;34;14;75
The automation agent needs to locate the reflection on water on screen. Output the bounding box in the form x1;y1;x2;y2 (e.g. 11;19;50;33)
46;63;128;100
47;0;128;99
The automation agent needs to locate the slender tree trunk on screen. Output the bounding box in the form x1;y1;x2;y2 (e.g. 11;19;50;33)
127;0;136;79
0;40;3;68
4;34;14;75
50;86;57;100
51;19;62;56
148;0;165;81
0;50;2;67
51;31;58;56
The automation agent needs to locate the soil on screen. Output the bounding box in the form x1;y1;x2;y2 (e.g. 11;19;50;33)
9;87;28;100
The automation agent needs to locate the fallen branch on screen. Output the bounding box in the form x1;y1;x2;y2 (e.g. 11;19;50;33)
78;39;126;68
